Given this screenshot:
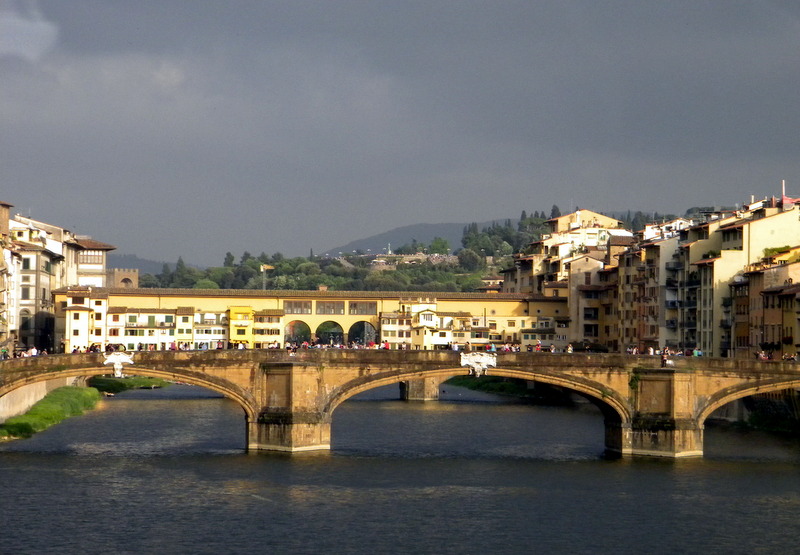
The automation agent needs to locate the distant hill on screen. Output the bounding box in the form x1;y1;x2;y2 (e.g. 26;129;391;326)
107;253;170;275
320;221;497;256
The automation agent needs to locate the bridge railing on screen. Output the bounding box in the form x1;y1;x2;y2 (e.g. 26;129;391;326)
2;349;799;376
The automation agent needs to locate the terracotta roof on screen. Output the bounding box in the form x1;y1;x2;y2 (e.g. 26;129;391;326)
609;235;635;246
53;286;530;301
65;305;93;312
74;237;116;251
116;308;177;314
436;311;472;318
692;257;720;265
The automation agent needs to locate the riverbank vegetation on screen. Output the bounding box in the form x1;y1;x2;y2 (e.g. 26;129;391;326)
88;376;170;394
0;386;101;439
446;376;576;406
142;207;679;292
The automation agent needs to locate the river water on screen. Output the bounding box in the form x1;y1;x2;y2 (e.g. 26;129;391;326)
1;384;800;555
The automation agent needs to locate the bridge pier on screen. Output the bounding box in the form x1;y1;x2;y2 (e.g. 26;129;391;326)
399;377;444;401
622;369;704;457
248;412;331;452
625;418;704;457
246;361;332;452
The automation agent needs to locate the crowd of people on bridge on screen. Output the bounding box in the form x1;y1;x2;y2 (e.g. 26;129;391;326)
1;346;48;359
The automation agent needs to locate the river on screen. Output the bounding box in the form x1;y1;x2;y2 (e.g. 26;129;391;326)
1;384;799;554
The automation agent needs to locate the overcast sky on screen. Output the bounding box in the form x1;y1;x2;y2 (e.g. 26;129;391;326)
2;1;800;266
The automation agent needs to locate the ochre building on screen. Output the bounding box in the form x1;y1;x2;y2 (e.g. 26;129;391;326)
54;287;566;352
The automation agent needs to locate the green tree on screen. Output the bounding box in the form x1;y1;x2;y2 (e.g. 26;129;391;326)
157;263;172;287
223;252;235;267
171;257;196;288
194;279;220;289
296;262;322;275
428;237;451;254
458;248;484;271
138;273;160;288
550;204;561;219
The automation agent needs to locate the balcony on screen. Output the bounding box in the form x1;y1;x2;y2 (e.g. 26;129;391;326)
665;278;679;289
665;300;680;309
719;319;732;329
666;319;677;329
665;261;684;271
125;322;175;329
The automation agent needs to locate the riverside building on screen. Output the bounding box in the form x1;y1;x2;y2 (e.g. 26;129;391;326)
54;287;570;353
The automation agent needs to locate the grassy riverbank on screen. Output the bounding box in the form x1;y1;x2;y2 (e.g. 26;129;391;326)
0;386;101;439
87;376;170;394
445;376;575;405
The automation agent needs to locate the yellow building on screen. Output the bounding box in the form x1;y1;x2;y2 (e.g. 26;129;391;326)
53;287;562;352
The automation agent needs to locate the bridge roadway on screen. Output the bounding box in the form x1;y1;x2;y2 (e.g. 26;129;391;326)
2;350;800;457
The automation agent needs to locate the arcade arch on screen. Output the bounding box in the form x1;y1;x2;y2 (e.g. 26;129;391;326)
316;321;344;345
284;320;311;345
348;321;377;345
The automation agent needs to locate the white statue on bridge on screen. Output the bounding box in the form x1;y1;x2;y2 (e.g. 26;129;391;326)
460;352;496;377
103;351;135;378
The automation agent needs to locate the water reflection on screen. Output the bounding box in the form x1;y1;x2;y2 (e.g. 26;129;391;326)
1;384;799;554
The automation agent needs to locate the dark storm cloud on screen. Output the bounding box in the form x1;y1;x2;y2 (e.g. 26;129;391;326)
3;1;800;265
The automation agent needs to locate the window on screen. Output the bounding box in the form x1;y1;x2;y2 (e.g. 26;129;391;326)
349;301;377;315
22;257;31;270
285;301;312;314
78;250;103;265
72;330;79;336
95;300;102;306
95;313;102;321
72;297;85;305
73;313;80;320
316;301;345;315
21;287;30;300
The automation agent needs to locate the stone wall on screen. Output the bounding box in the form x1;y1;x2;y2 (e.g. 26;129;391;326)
0;377;81;422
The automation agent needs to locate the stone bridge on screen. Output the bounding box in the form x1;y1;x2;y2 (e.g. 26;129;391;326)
2;350;799;458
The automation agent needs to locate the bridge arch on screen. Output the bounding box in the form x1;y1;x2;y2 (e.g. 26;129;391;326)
0;364;259;422
697;378;800;425
321;366;632;426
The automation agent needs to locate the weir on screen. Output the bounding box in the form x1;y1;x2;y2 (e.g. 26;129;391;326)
2;350;800;457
